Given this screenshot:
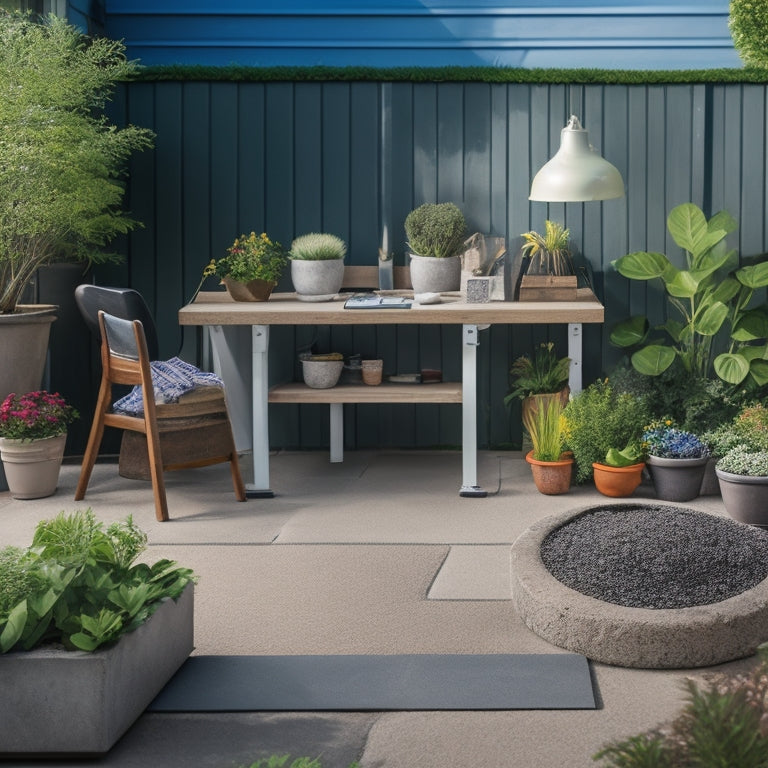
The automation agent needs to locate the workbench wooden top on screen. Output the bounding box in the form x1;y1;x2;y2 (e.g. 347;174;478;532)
179;289;604;326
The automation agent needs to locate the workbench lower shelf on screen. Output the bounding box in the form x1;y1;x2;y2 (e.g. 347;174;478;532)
268;381;463;461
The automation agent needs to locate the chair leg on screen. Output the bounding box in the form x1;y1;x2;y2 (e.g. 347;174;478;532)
229;449;247;501
75;382;111;502
142;402;170;522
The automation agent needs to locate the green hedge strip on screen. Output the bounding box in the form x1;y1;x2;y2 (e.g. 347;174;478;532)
131;64;768;85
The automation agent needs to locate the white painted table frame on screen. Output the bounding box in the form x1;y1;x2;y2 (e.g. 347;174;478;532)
179;291;603;498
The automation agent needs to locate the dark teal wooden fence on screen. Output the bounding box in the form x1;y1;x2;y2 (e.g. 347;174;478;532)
81;80;767;453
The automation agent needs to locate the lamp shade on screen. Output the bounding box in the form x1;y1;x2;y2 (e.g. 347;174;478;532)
529;116;624;202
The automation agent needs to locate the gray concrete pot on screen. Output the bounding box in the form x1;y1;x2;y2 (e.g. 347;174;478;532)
409;253;461;294
716;469;768;528
646;455;708;502
290;259;345;302
0;584;194;756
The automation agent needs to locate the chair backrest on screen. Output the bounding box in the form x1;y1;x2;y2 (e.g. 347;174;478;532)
98;311;153;393
75;285;160;361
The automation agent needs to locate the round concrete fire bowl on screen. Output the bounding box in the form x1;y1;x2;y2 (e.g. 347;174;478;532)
510;504;768;669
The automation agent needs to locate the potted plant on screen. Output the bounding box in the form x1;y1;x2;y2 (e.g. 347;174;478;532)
208;232;287;302
289;232;347;301
0;390;78;499
562;378;651;484
643;418;711;502
610;202;768;387
523;395;573;495
713;403;768;527
518;220;577;301
0;509;195;755
0;13;153;404
591;442;646;497
404;202;467;294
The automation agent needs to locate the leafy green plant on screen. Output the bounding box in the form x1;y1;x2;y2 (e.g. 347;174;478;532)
603;442;644;467
595;645;768;767
610;203;768;387
520;220;574;276
211;232;288;284
0;509;195;653
522;396;564;462
562;379;652;483
289;233;347;261
716;446;768;476
504;342;570;405
730;0;768;67
0;11;154;314
404;202;467;258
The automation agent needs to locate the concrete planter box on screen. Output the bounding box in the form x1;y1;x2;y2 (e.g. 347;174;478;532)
0;584;193;757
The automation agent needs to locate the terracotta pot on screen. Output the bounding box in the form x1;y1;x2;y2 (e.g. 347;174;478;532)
0;433;66;499
222;277;276;302
592;462;645;497
525;450;573;495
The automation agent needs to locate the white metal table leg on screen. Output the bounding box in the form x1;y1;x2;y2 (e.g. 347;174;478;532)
460;324;487;497
329;403;344;462
567;323;583;394
249;324;273;497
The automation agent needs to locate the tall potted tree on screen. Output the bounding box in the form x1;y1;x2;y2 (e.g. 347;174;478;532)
0;12;154;401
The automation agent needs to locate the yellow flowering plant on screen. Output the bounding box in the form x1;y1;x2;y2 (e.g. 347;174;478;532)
214;232;288;284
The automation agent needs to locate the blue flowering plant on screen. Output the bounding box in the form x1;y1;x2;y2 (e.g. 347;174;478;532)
642;418;710;460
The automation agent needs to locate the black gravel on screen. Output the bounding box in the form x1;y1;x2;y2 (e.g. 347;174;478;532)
540;505;768;609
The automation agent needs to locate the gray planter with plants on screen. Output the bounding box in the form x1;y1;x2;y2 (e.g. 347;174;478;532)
0;584;193;756
715;443;768;527
0;510;195;755
404;202;466;294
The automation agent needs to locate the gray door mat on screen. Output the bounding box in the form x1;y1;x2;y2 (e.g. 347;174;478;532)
147;653;596;712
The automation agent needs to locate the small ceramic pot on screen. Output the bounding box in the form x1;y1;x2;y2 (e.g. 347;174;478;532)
361;359;383;385
301;359;344;389
525;450;573;495
592;462;645;498
409;253;461;294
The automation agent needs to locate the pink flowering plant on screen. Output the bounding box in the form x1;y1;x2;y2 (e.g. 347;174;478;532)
0;391;78;442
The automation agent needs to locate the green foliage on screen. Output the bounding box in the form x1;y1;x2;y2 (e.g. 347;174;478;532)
136;64;768;86
522;396;564;462
211;232;288;283
0;509;194;653
611;203;768;387
290;233;347;261
0;11;154;313
244;758;358;768
405;202;467;259
595;646;768;767
729;0;768;67
562;379;652;483
504;342;570;405
717;446;768;476
520;221;574;276
603;442;644;467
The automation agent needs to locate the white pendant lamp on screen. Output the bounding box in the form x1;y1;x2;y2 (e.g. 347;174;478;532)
529;115;624;202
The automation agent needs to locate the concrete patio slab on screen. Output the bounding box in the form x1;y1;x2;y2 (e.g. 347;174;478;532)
427;545;512;600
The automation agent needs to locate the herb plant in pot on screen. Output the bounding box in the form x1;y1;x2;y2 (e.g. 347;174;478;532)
562;378;651;484
0;509;195;755
523;396;573;495
643;418;710;502
404;202;467;295
289;233;347;302
210;232;287;302
713;403;768;527
0;390;78;499
504;342;570;431
592;442;646;498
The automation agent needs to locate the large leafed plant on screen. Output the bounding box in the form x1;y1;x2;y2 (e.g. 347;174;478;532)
0;12;154;314
610;203;768;387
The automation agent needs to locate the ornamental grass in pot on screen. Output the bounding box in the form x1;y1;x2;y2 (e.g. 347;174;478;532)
289;233;347;301
523;395;573;495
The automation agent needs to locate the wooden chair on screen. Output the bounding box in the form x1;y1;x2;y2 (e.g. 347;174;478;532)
75;310;246;521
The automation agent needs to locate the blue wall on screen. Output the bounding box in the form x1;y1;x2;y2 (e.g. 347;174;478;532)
104;1;742;70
